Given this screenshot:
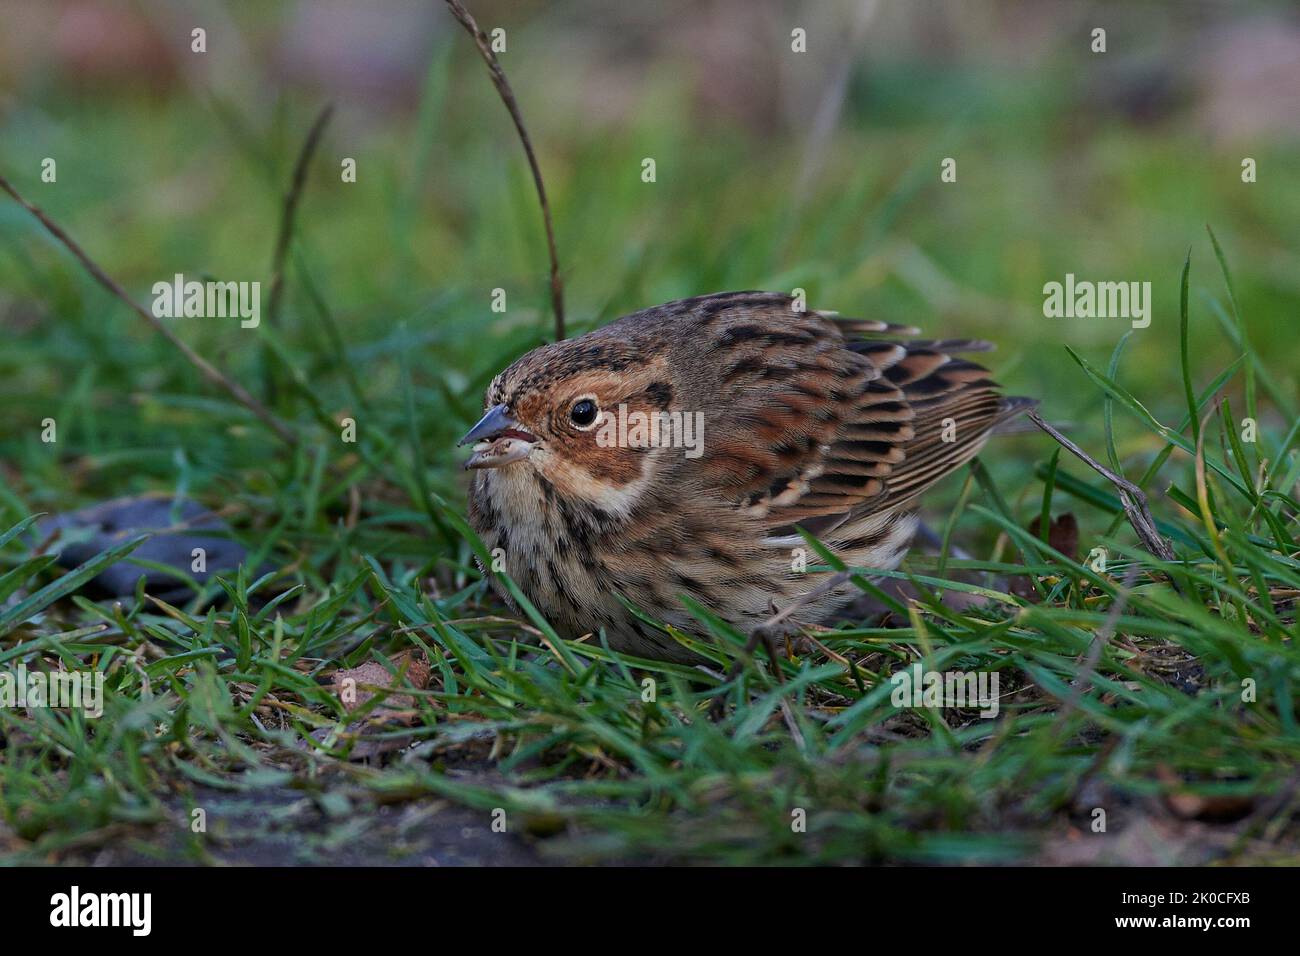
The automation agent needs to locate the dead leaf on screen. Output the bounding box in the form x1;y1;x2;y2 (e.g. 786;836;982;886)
315;650;432;760
1156;764;1255;822
1028;512;1079;561
333;650;430;720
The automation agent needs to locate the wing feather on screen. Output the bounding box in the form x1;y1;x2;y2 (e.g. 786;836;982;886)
656;292;1026;528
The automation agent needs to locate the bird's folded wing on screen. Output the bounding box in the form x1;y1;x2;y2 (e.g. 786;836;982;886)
677;293;1012;530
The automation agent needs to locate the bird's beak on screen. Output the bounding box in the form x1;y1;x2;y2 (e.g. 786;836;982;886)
459;404;538;470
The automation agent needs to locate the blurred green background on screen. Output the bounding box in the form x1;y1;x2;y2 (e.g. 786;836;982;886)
1;0;1298;516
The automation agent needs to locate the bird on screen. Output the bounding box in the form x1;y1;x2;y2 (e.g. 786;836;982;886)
459;291;1032;664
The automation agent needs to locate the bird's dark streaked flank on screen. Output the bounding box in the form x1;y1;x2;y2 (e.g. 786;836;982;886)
460;291;1032;663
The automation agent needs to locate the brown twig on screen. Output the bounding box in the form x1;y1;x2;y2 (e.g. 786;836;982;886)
1027;409;1175;563
442;0;565;341
0;173;298;446
267;103;334;330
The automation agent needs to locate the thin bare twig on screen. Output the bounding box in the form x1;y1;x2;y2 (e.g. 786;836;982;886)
442;0;565;341
1027;409;1175;563
756;570;854;639
0;173;298;446
267;103;334;330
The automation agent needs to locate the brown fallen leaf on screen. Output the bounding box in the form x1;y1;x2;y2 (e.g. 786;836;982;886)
1028;512;1079;561
1006;513;1080;601
1156;764;1255;823
332;650;431;720
313;650;432;760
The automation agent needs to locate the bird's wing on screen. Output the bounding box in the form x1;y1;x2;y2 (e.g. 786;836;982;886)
671;292;1019;532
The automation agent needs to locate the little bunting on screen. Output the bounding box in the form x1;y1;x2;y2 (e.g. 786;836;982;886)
460;291;1032;663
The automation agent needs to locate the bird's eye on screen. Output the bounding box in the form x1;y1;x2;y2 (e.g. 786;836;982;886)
569;398;599;428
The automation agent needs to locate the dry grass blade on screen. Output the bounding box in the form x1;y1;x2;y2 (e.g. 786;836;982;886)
267;103;334;328
0;173;298;447
442;0;565;341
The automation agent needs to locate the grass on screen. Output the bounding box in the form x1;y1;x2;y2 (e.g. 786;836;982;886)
1;14;1299;864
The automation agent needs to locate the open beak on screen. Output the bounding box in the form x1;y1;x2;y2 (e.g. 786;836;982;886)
458;404;538;470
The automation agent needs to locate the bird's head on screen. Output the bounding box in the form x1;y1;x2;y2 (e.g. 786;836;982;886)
458;334;687;515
